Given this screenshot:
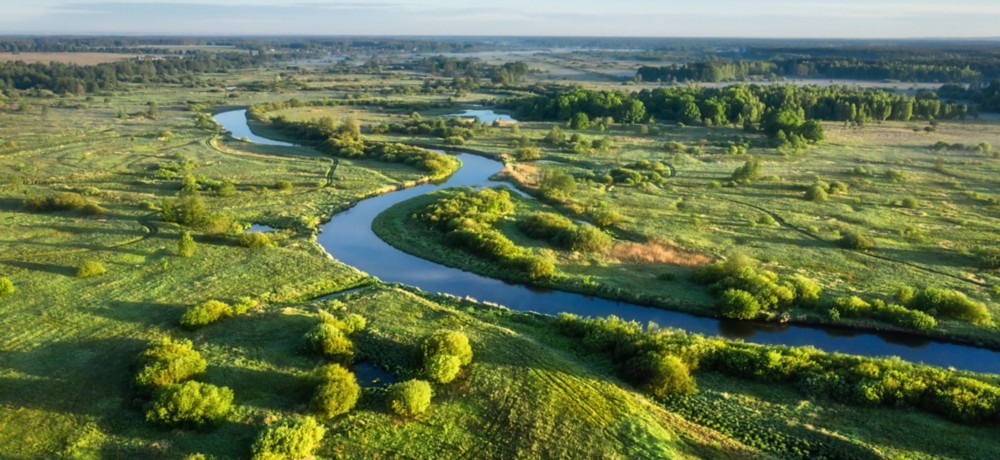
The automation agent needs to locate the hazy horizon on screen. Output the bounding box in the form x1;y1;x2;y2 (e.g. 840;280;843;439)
2;1;999;38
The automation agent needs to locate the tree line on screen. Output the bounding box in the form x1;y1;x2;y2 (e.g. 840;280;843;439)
636;57;999;84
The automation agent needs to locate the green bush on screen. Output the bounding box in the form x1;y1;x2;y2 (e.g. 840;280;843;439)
312;364;360;417
426;353;462;384
238;232;272;248
513;255;556;280
251;416;326;460
180;300;234;329
275;181;294;191
390;380;433;418
900;196;920;209
177;231;196;257
837;230;874;251
340;313;367;334
630;353;696;399
81;202;107;216
76;259;106;278
134;338;207;390
145;381;233;428
304;323;354;361
24;192;89;212
422;330;473;366
570;225;612;253
789;275;822;307
719;288;761;319
804;185;828;202
0;277;13;297
910;288;991;324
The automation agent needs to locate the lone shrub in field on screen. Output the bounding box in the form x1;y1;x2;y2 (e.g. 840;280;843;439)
180;300;234;329
426;353;462;384
145;381;233;428
251;416;326;460
719;288;761;319
311;364;360;417
275;180;294;191
304;323;354;361
901;196;920;209
628;353;696;399
0;277;13;297
804;185;828;202
76;259;106;278
238;232;272;248
24;192;89;212
177;231;196;257
390;380;433;418
135;338;207;391
422;330;473;366
837;230;874;251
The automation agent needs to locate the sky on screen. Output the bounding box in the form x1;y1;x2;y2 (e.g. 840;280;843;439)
1;0;999;38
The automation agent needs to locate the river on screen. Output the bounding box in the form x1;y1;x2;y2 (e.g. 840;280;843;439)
215;109;1000;374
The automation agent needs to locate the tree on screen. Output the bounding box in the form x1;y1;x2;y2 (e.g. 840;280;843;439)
251;417;326;460
635;353;697;398
0;277;13;298
312;364;360;417
544;125;565;145
177;231;196;257
77;259;106;278
426;354;462;384
390;380;433;418
719;288;761;319
145;381;233;428
730;157;761;185
538;171;576;200
568;112;590;130
422;330;473;366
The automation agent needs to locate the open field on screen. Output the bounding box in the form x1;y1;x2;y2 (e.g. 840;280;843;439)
0;52;135;65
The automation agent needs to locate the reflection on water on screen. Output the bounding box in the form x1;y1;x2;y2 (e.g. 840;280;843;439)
451;109;518;124
353;362;396;387
213;108;1000;374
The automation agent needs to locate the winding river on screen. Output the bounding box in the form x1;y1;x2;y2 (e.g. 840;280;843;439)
215;109;1000;374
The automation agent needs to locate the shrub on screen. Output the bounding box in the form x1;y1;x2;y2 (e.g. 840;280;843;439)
0;277;13;297
719;289;761;319
789;275;822;307
422;330;473;366
251;417;326;460
312;364;360;417
514;255;556;280
340;313;367;334
275;181;294;191
81;202;108;216
145;381;233;428
900;196;920;209
928;377;1000;424
239;232;272;248
76;259;106;278
632;353;696;399
390;380;433;417
180;300;234;329
304;323;354;361
837;231;874;251
910;288;991;324
515;146;540;161
426;353;462;384
178;231;196;257
134;338;207;390
570;225;612;253
804;185;828;202
730;157;761;185
24;192;89;212
444;136;465;146
591;208;625;228
974;246;1000;270
232;296;258;315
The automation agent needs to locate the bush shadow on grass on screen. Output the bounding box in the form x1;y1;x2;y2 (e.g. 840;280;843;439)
0;259;77;277
89;300;188;329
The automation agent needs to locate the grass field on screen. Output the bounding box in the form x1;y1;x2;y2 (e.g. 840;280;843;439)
0;52;135;65
1;57;998;458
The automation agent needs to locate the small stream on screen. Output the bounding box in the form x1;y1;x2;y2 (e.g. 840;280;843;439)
215;109;1000;374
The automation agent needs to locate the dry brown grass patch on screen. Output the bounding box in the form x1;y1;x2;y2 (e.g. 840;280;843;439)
609;239;712;266
0;52;133;65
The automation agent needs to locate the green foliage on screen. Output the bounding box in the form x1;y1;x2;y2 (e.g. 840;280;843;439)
538;171;577;199
275;181;293;191
304;322;354;362
145;381;233;428
838;230;875;251
719;289;762;319
0;277;13;298
311;364;360;417
729;157;761;185
629;353;696;398
180;300;234;329
426;353;462;384
515;146;541;161
251;417;326;460
901;196;920;209
23;192;90;212
422;330;473;366
910;288;991;325
134;338;207;391
390;380;433;418
177;231;196;257
76;259;106;278
238;232;273;249
568;112;591;130
517;213;611;253
829;297;938;331
804;185;828;202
